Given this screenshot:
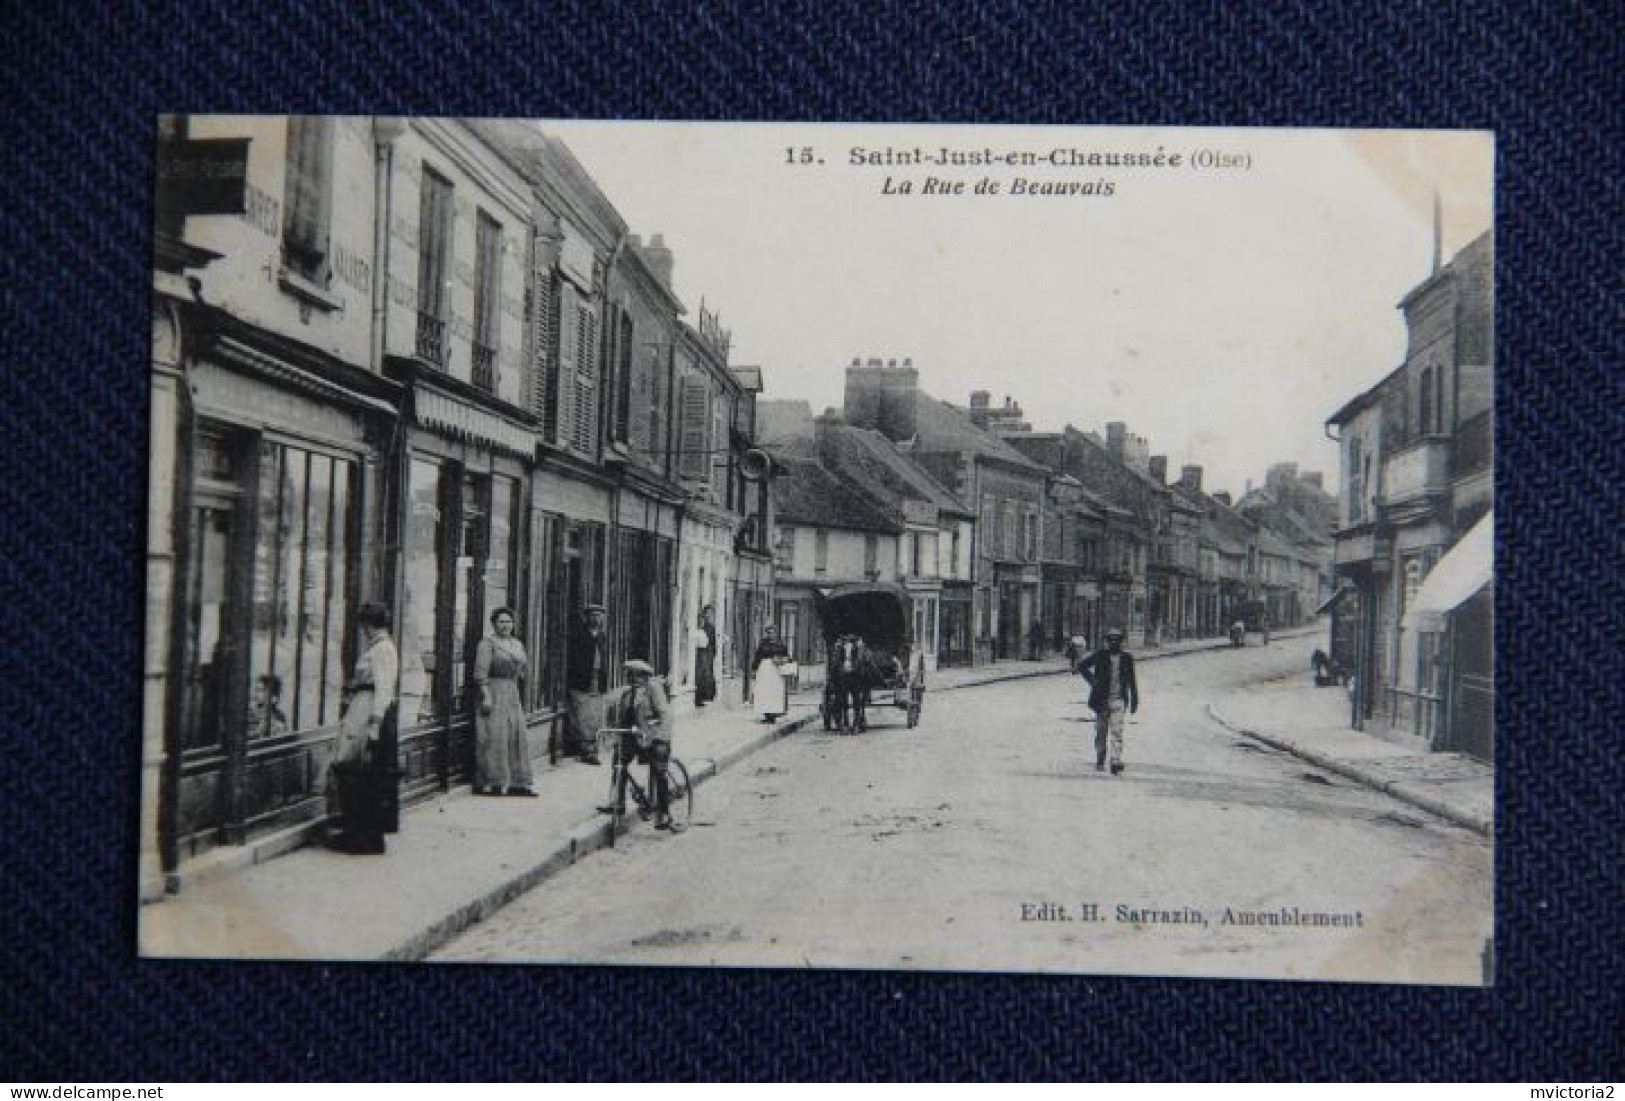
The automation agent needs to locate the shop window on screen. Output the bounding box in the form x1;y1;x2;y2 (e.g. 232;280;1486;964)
400;456;443;726
249;440;357;738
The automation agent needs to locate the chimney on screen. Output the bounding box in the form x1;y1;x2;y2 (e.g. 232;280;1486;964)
1105;421;1127;460
844;356;918;442
1149;455;1168;484
1180;464;1203;492
968;390;991;428
641;232;674;289
1212;490;1232;507
813;410;845;469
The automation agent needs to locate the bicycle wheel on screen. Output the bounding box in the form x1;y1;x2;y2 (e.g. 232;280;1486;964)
664;758;694;830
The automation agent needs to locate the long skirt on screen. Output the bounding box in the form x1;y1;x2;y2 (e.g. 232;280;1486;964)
568;689;606;756
476;676;532;790
753;659;788;718
695;648;716;704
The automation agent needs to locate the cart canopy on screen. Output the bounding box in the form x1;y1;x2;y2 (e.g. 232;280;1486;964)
815;582;910;650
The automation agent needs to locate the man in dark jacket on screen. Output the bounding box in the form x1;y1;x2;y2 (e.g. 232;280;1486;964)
1076;627;1140;775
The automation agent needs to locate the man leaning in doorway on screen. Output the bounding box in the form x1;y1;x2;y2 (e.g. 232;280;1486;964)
567;602;609;765
1077;627;1139;775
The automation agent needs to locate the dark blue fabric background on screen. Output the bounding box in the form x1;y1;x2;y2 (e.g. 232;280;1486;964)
2;0;1620;1081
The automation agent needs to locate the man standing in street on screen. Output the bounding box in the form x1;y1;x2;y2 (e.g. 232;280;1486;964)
1077;627;1140;775
567;603;609;764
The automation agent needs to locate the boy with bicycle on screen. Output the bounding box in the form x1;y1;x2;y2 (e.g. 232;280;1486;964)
599;659;685;832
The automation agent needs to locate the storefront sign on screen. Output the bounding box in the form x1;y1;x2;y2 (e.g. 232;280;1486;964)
157;138;249;216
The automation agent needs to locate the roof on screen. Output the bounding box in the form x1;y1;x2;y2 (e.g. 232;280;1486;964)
757;399;816;452
771;457;902;534
827;426;974;517
911;393;1048;473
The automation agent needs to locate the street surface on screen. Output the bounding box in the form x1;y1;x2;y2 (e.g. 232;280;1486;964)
434;638;1492;984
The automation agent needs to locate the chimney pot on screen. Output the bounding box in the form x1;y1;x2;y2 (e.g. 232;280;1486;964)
1149;455;1168;484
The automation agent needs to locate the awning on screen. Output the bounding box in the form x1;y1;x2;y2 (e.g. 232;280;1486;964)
1403;512;1493;631
1315;585;1355;616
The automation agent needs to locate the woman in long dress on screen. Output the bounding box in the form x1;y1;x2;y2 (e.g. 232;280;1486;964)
475;607;533;796
751;624;790;721
693;606;717;707
328;602;398;854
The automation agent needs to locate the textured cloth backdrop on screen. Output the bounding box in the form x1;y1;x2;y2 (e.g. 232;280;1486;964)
2;0;1621;1081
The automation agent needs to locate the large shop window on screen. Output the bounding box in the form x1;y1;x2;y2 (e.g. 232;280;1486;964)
400;459;521;727
248;439;358;738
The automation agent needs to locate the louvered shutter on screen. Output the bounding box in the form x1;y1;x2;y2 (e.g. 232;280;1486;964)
556;284;578;447
530;268;560;438
574;304;599;453
678;377;709;481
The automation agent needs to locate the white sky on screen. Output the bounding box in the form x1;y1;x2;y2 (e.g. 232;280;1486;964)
546;122;1492;500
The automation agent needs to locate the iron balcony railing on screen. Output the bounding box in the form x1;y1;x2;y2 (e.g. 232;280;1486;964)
416;310;447;368
472;341;497;393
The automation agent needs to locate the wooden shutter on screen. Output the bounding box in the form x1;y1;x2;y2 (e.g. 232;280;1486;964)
531;268;560;438
678;376;709;481
555;284;578;446
574;304;599;453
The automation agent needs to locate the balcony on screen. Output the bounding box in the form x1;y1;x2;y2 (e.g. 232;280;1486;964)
1381;437;1449;513
471;341;497;393
1333;528;1392;569
415;311;447;368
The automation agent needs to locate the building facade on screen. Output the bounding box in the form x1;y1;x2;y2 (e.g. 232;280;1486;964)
1327;231;1493;758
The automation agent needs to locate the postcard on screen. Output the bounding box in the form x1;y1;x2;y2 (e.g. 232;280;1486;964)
140;118;1493;985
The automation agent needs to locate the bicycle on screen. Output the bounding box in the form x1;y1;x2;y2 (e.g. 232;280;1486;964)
594;726;693;842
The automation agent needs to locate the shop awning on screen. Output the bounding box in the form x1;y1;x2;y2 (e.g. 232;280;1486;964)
1403;512;1493;631
1315;585;1355;615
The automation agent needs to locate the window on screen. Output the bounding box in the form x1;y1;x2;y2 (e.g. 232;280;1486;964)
776;525;796;572
1023;509;1038;561
472;212;502;392
1346;435;1364;522
248;439;358;737
864;534;879;578
613;307;633;444
1002;502;1017;558
282;117;334;285
416;169;454;366
901;532;916;577
1418;366;1434;437
815;529;829;574
980;496;998;557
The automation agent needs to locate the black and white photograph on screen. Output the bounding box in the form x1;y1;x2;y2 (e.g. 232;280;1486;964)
139;117;1494;985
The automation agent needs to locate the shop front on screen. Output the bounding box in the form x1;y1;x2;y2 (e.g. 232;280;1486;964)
391;376;536;801
159;318;397;866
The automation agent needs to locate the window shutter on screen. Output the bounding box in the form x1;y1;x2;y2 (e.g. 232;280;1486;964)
574;304;599;453
678;377;709;481
531;270;560;438
556;284;578;447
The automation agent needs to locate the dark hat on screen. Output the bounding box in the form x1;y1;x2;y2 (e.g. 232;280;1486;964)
583;603;606;614
623;659;655;676
1105;628;1126;640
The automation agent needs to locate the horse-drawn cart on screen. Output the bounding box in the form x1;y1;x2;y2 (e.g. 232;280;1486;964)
815;582;926;732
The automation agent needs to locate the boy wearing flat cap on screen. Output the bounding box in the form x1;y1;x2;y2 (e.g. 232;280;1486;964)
607;659;683;831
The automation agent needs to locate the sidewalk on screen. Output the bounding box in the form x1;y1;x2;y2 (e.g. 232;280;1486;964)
1207;677;1493;838
139;627;1321;962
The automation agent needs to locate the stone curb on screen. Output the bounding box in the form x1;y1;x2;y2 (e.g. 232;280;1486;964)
381;637;1326;960
381;709;820;962
1204;704;1493;839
